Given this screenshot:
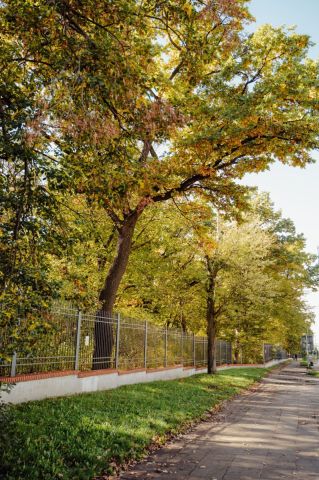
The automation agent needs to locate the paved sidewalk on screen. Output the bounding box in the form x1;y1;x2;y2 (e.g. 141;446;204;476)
118;363;319;480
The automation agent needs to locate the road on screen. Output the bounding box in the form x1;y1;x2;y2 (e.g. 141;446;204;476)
118;363;319;480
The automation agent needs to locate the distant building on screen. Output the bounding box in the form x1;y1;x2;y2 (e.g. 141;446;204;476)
301;334;314;353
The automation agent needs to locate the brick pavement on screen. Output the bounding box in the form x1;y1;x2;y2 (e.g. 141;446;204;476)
118;363;319;480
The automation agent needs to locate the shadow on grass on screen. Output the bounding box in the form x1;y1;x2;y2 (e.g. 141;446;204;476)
1;368;268;480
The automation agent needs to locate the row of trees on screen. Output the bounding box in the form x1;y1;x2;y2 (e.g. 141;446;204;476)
1;0;319;371
47;193;318;371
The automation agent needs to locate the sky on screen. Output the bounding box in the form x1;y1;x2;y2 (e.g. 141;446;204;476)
243;0;319;344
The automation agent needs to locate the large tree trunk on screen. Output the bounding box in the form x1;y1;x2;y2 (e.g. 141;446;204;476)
207;294;217;374
233;333;240;364
92;212;139;369
206;257;218;374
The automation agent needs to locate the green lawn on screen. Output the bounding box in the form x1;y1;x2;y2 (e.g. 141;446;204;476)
1;368;268;480
300;360;308;367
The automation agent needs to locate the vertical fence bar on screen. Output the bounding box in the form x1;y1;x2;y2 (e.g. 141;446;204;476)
181;329;183;365
144;320;148;369
115;313;121;370
164;326;168;367
203;339;205;366
74;310;82;370
193;333;196;367
10;352;17;377
205;338;207;367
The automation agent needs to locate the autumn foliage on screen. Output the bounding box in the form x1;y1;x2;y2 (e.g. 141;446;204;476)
0;1;318;368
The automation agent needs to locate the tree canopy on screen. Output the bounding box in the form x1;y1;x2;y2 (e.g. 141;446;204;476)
1;0;318;369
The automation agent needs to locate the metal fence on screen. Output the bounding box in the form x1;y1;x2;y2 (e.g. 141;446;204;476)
0;303;233;377
264;343;288;363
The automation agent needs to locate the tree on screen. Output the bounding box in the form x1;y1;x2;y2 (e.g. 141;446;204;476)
220;194;319;363
117;202;206;331
0;30;67;365
119;196;319;372
2;1;318;367
253;194;319;355
198;212;276;371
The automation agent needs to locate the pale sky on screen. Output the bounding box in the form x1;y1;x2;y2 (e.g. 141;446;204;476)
243;0;319;344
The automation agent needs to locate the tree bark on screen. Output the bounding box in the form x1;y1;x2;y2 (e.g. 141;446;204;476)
181;309;187;333
233;334;240;364
92;211;139;369
207;293;217;374
206;257;218;374
234;349;239;364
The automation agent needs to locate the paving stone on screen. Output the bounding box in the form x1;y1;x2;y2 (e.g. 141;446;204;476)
118;363;319;480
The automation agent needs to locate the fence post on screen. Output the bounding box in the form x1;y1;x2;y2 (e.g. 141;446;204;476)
181;329;183;365
193;333;196;368
75;310;82;370
164;326;168;367
115;313;121;370
144;320;148;369
10;352;17;377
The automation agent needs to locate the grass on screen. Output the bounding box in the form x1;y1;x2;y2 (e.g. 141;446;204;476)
1;367;269;480
306;369;319;377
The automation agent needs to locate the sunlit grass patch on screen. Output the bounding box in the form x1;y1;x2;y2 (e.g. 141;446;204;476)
1;367;269;480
